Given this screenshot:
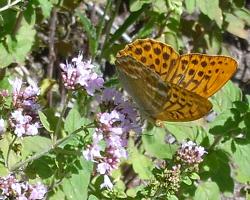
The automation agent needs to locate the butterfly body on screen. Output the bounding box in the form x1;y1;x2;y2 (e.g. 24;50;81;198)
115;39;238;122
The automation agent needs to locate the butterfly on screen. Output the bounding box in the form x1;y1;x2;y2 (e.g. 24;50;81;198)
115;39;238;122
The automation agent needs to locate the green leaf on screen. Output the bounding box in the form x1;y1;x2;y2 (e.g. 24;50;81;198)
164;32;179;50
25;155;55;179
48;188;65;200
129;0;150;12
190;172;200;180
165;121;209;143
233;0;244;8
204;29;222;54
231;142;250;183
166;0;183;15
168;195;178;200
0;75;11;90
182;176;192;185
22;135;52;158
76;11;97;56
194;181;220;200
0;163;8;176
0;10;17;36
185;0;196;13
152;0;168;13
142;127;177;159
61;159;93;200
0;133;21;168
0;43;14;68
198;0;223;27
0;9;36;68
42;108;60;132
128;140;154;179
225;13;248;39
211;81;242;113
64;108;82;134
113;180;127;198
35;0;53;18
233;8;250;26
108;7;145;44
202;150;234;193
209;109;241;136
88;195;99;200
136;12;157;38
38;111;53;133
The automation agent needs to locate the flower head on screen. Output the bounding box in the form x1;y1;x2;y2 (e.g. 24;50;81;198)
8;78;40;137
60;53;104;95
100;175;113;189
177;141;207;165
0;174;46;200
83;88;141;189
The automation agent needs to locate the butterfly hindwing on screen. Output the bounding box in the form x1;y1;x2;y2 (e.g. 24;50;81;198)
116;55;212;122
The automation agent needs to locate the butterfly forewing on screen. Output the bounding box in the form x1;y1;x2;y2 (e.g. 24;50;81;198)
174;54;237;98
116;55;212;122
117;39;179;77
118;39;238;99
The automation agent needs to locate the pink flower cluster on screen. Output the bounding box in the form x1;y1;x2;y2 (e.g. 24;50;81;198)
8;78;40;137
177;141;207;165
60;54;104;95
83;88;141;189
0;174;47;200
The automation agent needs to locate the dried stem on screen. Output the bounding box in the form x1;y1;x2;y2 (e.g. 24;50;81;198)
47;7;57;106
0;0;23;12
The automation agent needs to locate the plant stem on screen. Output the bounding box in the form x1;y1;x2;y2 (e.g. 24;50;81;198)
53;92;71;145
99;0;121;62
92;0;112;61
209;135;223;151
6;135;17;169
10;125;86;172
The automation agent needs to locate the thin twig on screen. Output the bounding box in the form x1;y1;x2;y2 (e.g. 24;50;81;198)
47;7;57;106
209;135;223;151
6;136;17;169
99;0;121;62
91;0;112;61
53;92;71;145
10;125;89;172
12;11;23;36
0;0;22;12
86;1;131;42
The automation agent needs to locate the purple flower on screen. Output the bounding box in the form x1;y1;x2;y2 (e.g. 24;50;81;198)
96;88;123;105
177;141;207;165
83;143;102;161
0;175;46;199
9;78;22;95
79;72;104;96
0;89;9;97
8;78;41;138
100;175;113;189
10;111;40;137
60;54;104;95
83;88;142;189
97;162;111;175
29;182;47;200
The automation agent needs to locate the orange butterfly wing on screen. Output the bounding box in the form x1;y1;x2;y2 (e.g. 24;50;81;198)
116;55;212;122
118;39;238;98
